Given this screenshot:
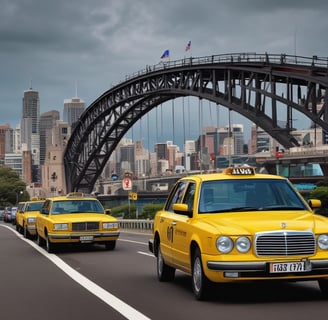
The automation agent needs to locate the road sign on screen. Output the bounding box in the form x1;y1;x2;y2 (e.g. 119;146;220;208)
129;192;138;200
122;178;132;190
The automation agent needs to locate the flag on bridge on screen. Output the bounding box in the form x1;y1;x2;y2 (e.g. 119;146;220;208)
185;41;191;51
160;49;170;59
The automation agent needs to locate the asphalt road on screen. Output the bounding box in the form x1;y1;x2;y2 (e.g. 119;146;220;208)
1;221;328;320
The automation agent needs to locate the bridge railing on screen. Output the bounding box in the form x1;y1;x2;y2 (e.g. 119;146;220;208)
125;52;328;81
119;219;153;232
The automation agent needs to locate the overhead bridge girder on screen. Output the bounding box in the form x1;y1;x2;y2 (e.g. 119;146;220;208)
64;53;328;192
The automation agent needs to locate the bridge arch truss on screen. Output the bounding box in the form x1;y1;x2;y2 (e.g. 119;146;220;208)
64;52;328;192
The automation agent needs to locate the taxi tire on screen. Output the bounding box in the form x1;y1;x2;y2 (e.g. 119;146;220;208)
46;235;56;253
105;241;116;250
37;232;45;247
23;225;30;239
157;244;175;282
192;247;211;301
318;279;328;296
17;224;23;234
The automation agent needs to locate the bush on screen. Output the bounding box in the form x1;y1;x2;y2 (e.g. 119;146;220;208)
139;203;164;219
108;203;164;219
109;204;136;219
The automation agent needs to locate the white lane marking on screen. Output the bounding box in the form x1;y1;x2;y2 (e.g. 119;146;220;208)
118;238;148;246
1;225;151;320
138;251;154;257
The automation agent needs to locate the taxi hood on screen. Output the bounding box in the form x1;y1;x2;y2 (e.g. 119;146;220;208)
196;210;321;235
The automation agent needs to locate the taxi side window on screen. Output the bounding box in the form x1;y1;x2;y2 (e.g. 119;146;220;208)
166;182;186;212
41;200;51;215
183;183;196;213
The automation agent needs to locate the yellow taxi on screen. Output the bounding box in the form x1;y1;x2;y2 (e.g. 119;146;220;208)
15;201;26;232
36;192;120;253
148;166;328;300
16;199;45;239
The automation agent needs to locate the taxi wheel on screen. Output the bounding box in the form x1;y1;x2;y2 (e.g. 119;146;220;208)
46;235;56;253
23;225;30;239
318;279;328;295
105;241;116;250
192;247;211;300
36;233;44;247
157;244;175;282
17;224;23;234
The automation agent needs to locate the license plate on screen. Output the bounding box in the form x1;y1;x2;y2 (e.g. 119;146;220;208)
80;235;94;243
269;261;309;273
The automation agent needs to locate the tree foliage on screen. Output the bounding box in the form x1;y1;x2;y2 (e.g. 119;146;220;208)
310;186;328;216
0;167;29;206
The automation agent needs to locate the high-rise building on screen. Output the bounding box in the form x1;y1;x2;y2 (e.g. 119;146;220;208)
41;120;71;196
21;86;40;183
184;140;196;171
40;110;60;165
0;124;10;160
230;124;245;155
63;96;85;129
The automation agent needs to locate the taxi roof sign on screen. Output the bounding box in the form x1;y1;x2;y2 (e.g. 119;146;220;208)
225;166;256;175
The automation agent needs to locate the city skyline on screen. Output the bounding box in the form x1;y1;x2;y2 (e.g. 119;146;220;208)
1;91;315;153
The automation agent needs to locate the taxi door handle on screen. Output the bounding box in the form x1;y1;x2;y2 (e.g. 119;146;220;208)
172;221;177;226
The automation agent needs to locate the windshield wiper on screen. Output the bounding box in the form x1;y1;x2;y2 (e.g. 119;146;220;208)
205;206;259;213
259;205;306;211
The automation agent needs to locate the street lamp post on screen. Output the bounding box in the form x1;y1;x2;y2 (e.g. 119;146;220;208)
16;190;23;204
51;172;58;197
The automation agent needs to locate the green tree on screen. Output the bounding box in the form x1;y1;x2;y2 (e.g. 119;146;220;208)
310;186;328;216
0;167;29;206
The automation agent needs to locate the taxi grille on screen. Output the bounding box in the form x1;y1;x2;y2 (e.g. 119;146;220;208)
72;222;99;231
255;231;316;256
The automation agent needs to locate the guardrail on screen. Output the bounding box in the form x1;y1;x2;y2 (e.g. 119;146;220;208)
124;52;328;81
119;219;153;232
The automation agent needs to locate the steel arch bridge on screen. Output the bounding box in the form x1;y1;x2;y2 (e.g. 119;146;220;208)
64;52;328;193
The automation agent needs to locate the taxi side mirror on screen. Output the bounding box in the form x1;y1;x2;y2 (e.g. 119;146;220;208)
105;209;112;215
308;199;321;209
173;203;192;217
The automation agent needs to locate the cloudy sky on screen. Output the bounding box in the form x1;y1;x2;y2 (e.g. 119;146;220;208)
1;0;328;148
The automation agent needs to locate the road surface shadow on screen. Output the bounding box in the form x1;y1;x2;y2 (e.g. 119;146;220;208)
173;273;327;303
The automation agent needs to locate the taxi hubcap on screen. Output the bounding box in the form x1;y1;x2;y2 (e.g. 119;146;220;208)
158;249;163;274
193;257;202;292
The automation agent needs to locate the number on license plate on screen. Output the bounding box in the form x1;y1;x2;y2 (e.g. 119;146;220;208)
269;261;308;273
80;235;93;242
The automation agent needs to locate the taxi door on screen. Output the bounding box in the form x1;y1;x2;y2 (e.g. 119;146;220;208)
159;181;187;265
170;182;196;271
16;202;26;231
36;200;50;239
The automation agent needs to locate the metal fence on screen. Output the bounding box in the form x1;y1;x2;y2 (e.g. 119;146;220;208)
119;219;153;232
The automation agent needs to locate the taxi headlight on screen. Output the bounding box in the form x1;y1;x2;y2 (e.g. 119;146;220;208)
27;217;36;223
216;236;233;253
103;222;119;230
318;234;328;250
235;236;251;253
54;223;68;231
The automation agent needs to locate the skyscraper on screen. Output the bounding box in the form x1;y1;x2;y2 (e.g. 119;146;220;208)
40;110;60;165
21;86;40;182
63;96;85;129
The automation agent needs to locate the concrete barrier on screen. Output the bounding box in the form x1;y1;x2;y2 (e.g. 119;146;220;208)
118;219;153;231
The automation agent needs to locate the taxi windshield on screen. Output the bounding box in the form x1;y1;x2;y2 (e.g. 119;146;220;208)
198;179;307;214
26;202;44;211
51;200;104;215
